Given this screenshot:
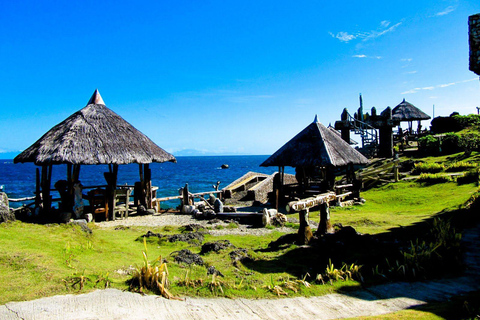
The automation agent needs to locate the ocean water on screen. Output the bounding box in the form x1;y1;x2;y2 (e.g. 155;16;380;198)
0;155;295;208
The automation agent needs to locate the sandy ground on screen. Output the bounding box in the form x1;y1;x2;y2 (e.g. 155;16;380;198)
1;216;479;320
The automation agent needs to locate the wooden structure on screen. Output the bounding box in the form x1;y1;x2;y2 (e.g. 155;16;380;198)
261;116;368;197
470;14;480;76
14;90;176;218
261;117;368;243
335;96;430;158
391;99;431;134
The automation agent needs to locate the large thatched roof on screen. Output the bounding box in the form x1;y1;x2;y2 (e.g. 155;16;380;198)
14;90;176;165
392;99;431;121
261;117;368;168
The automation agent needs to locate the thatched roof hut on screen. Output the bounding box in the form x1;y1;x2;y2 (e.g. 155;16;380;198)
14;89;176;217
261;117;368;168
392;99;431;122
14;90;175;165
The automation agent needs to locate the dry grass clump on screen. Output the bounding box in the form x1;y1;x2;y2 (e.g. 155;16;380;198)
128;238;180;300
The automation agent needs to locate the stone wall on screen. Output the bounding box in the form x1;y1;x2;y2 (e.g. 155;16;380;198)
469;14;480;76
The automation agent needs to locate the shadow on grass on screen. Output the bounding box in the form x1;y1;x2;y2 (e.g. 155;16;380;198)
242;202;480;319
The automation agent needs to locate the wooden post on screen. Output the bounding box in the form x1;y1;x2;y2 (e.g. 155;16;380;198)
145;164;152;209
316;202;333;235
41;165;53;215
297;209;313;245
182;183;190;206
109;164;119;216
35;167;41;209
138;164;146;207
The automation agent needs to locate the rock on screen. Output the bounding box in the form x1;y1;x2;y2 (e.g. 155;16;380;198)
171;249;204;265
200;240;234;255
229;249;251;263
0;192;15;223
214;198;223;213
207;266;224;277
168;232;204;244
180;224;205;232
70;219;92;234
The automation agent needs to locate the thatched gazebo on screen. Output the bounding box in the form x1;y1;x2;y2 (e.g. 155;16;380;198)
261;116;368;242
392;99;431;134
261;116;368;203
14;89;176;217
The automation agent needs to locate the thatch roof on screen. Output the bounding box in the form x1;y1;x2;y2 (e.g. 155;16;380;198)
327;124;358;145
261;117;368;168
14;90;176;165
392;99;431;121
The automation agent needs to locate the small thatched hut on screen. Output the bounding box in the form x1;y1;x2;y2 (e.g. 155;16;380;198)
392;99;431;134
14;89;176;217
261;116;368;200
262;116;368;243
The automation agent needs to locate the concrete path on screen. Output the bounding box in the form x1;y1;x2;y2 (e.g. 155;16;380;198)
1;224;479;320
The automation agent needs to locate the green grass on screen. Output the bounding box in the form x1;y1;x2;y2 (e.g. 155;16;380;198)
322;181;478;235
0;151;479;315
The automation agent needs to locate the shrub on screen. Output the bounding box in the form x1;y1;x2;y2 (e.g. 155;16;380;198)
418;135;440;154
128;238;178;299
459;132;480;155
452;114;480;129
446;161;478;172
417;173;453;184
412;162;445;174
440;132;462;154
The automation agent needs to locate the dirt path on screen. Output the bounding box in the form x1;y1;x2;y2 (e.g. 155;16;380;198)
1;223;479;320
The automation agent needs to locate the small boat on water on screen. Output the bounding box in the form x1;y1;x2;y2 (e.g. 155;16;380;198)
221;164;229;169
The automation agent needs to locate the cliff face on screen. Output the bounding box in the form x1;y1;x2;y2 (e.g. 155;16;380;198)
470;14;480;76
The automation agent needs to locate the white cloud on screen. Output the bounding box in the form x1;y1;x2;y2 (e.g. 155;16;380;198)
330;20;402;43
402;78;478;94
439;82;455;88
404;71;417;74
436;6;456;16
363;22;402;41
353;54;382;59
401;58;412;62
329;31;357;42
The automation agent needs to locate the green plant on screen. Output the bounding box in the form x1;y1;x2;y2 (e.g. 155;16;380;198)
441;132;462;154
418;135;440;154
459;132;480;156
446;161;477;172
226;222;239;229
417;173;453;184
128;238;177;299
63;269;90;291
412;162;445;174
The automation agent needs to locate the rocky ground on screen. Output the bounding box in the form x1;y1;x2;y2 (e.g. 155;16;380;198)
95;212;313;236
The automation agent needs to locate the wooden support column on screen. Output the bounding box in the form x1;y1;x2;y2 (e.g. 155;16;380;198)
138;164;146;207
379;126;393;158
145;164;152;209
297;209;313;245
41;165;53;215
35;168;41;209
316;202;333;235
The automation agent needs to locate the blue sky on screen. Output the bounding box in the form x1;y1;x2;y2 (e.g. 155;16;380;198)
1;0;479;156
